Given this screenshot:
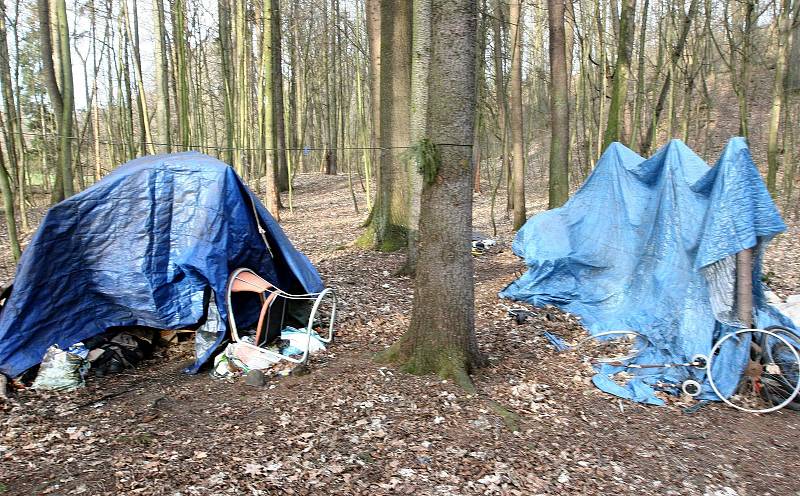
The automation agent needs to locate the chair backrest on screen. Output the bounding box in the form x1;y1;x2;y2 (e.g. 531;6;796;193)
226;268;284;346
229;269;277;294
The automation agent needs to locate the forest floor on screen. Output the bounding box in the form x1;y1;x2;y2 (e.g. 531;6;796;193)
1;174;799;495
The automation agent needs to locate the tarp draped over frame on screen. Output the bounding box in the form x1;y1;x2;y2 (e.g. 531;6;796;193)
0;152;323;378
501;138;796;404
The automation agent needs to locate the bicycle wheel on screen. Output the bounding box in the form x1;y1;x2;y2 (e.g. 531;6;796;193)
573;331;649;366
761;326;800;410
707;329;800;413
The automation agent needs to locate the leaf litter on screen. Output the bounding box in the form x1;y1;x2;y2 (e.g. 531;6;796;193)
0;174;798;495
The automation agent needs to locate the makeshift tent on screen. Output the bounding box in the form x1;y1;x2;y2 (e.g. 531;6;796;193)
501;138;797;404
0;152;323;378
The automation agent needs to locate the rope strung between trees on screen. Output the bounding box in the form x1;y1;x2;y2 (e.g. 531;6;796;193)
12;131;473;152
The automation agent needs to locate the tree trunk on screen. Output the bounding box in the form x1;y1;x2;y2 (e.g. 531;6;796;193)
173;0;191;149
378;0;484;385
358;0;411;251
603;0;636;148
0;143;19;260
402;0;431;274
218;0;234;164
37;0;64;202
548;0;570;208
766;0;799;194
154;0;171;153
629;0;649;150
261;0;280;219
509;0;526;228
54;0;74;198
273;0;289;191
640;0;698;155
367;0;381;199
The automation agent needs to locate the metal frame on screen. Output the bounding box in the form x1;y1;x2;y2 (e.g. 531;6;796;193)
225;267;337;366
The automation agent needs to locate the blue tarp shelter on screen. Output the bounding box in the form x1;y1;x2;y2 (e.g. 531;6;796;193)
501;138;797;404
0;152;323;378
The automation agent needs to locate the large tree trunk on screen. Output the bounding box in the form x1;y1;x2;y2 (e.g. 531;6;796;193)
509;0;526;228
366;0;381;202
548;0;570;208
378;0;483;384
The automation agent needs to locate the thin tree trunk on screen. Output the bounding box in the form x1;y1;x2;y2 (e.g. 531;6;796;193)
640;0;698;155
54;0;74;198
766;0;799;194
603;0;636;148
403;0;431;274
261;0;279;219
0;143;19;260
509;0;526;228
273;0;289;191
154;0;171;153
548;0;570;208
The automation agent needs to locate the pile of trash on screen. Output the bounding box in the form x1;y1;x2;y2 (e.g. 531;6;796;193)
471;232;497;257
29;328;156;391
211;327;328;379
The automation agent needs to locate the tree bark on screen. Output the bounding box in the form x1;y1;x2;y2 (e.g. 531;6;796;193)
403;0;431;274
358;0;411;251
273;0;289;191
154;0;171;153
261;0;280;219
603;0;636;148
54;0;74;198
509;0;527;228
378;0;484;385
37;0;65;202
766;0;799;194
548;0;570;208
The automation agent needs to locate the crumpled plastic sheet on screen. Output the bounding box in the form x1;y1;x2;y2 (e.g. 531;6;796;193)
501;138;796;404
32;344;89;391
195;293;223;365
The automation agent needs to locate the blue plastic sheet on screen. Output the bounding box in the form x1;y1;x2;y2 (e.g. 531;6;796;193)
500;138;796;403
0;152;323;378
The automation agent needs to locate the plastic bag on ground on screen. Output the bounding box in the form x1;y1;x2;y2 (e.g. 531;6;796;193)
32;344;89;391
280;327;326;356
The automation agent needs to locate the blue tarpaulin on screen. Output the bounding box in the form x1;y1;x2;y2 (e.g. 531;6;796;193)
0;152;323;378
500;138;796;404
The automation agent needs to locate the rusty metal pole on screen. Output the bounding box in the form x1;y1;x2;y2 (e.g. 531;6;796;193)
736;248;754;328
